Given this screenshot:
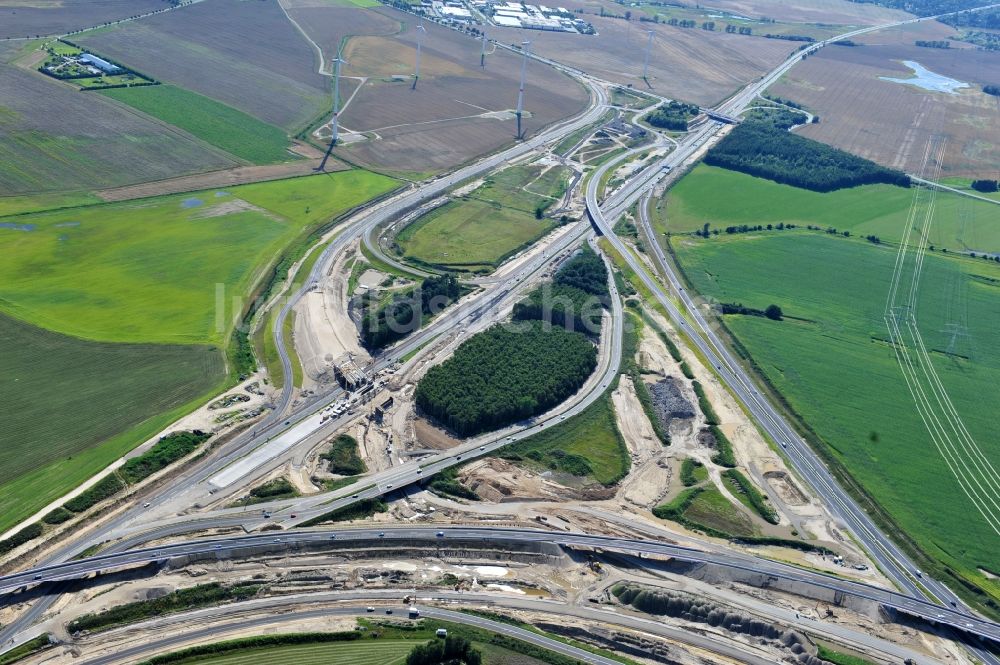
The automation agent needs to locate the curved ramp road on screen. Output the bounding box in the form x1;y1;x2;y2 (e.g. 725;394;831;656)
69;590;925;665
580;7;1000;664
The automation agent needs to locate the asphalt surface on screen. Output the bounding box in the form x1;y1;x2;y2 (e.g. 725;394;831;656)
69;588;921;665
4;526;998;648
75;602;622;665
5;6;1000;662
578;9;1000;663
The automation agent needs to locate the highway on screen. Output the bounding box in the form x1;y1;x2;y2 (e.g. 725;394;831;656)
73;601;621;665
575;8;1000;664
4;5;1000;662
68;588;930;665
4;526;999;648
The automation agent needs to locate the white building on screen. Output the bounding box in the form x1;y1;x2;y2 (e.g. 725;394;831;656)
492;14;521;25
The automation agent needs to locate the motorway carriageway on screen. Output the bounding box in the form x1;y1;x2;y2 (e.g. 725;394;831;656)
3;527;999;649
68;590;928;665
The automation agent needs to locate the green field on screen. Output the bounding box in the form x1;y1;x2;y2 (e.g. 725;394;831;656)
397;164;571;272
682;487;755;537
100;85;293;164
0;170;396;534
0;315;225;535
0;191;101;217
673;229;1000;592
501;394;629;486
663;164;1000;254
0;170;397;345
187;641;415;665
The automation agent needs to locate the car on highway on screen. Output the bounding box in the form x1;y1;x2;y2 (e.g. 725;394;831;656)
290;514;297;518
366;606;375;613
330;534;337;539
142;502;151;508
33;575;42;580
437;531;445;537
378;532;385;538
386;609;393;615
352;494;359;499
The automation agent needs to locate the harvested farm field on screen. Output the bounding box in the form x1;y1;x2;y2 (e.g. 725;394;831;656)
673;0;910;25
0;0;167;39
301;8;589;173
74;0;329;131
770;30;1000;178
0;311;225;536
489;15;796;106
0;61;238;195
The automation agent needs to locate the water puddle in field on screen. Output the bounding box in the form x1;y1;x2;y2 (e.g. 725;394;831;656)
181;198;203;208
54;221;80;227
214;191;229;198
0;222;35;231
880;61;969;94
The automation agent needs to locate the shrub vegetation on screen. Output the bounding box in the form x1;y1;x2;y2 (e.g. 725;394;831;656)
69;583;261;633
321;434;366;475
722;469;778;523
360;274;461;349
120;431;211;484
646;101;700;131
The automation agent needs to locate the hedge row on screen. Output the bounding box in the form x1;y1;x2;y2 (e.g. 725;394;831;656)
70;582;261;633
691;381;719;425
722;469;779;524
709;425;736;468
0;522;43;556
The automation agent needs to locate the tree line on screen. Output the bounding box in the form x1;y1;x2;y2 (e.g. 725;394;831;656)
972;179;999;192
407;635;481;665
704;120;911;192
415;322;597;437
915;40;951;48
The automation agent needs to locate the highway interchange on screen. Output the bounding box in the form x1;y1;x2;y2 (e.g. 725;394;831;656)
3;5;1000;663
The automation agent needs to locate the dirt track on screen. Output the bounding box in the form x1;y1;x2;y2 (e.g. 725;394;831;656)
96;159;347;202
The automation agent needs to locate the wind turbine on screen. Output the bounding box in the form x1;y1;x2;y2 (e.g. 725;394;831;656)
412;22;426;90
515;40;530;139
330;49;345;146
642;30;654;86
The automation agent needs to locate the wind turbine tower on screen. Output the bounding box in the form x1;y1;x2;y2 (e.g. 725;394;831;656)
515;40;530;139
330;50;344;146
412;23;426;90
642;30;654;85
480;30;488;68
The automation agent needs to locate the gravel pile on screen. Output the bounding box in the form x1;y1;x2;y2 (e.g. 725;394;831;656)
649;376;695;428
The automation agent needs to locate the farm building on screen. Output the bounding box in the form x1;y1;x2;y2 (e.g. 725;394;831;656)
440;6;473;20
492;14;521;26
78;53;121;74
